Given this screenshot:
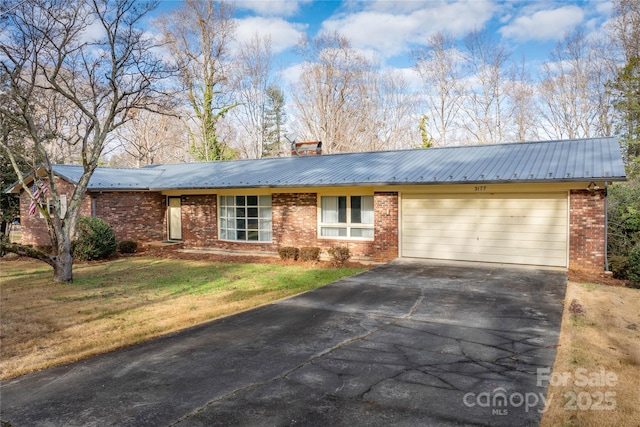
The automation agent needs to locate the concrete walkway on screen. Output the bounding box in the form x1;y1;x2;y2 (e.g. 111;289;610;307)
0;259;566;426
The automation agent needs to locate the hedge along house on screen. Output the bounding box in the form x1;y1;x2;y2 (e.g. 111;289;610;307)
8;137;627;271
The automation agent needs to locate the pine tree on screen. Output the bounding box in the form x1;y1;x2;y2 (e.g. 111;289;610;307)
609;56;640;176
262;85;287;157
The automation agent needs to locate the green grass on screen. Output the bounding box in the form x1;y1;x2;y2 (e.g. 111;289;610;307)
0;256;366;379
57;257;362;298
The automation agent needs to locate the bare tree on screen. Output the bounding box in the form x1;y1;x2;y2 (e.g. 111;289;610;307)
0;0;169;282
362;68;419;151
157;0;237;161
231;33;275;159
610;0;640;62
111;109;189;167
413;32;463;146
292;32;373;154
505;58;539;142
538;28;614;140
459;29;511;145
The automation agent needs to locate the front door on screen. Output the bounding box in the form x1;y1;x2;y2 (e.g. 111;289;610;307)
168;197;182;240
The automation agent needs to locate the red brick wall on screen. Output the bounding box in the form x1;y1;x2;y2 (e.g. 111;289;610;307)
20;178;91;247
272;193;317;248
94;192;165;243
181;195;217;247
178;192;400;261
569;189;606;271
373;192;399;261
20;178;164;246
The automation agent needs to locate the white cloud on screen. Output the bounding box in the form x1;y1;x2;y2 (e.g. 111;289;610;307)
280;62;305;87
235;0;312;17
320;1;496;59
234;16;307;53
500;6;585;41
595;1;613;15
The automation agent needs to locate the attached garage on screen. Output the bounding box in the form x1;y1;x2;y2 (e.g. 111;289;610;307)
402;192;568;267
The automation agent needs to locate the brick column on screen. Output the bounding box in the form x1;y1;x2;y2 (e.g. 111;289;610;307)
569;189;606;271
373;192;399;261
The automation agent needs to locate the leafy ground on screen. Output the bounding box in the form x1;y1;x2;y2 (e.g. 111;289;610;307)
0;255;365;379
540;281;640;427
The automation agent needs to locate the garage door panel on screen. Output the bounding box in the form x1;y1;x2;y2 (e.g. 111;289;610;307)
476;223;567;234
403;235;477;246
404;215;476;225
479;238;567;251
403;246;478;259
403;224;477;235
401;193;568;267
477;234;567;245
477;216;566;227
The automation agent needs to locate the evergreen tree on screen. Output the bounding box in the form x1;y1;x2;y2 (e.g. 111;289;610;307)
609;56;640;176
262;85;287;157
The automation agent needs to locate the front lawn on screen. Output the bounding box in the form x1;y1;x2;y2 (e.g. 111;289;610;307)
0;256;364;379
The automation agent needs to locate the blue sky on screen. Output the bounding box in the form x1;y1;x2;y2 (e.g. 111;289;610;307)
153;0;615;84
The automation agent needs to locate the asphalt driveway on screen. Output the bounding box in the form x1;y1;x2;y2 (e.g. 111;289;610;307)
0;259;566;426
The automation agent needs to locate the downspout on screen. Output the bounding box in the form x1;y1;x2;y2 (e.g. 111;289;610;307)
604;182;609;272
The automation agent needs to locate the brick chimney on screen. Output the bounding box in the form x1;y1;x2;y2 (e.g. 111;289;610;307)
291;141;322;156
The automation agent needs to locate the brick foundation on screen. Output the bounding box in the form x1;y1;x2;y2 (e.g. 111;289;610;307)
569;189;606;271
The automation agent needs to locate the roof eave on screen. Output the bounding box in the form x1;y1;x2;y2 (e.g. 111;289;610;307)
148;176;627;192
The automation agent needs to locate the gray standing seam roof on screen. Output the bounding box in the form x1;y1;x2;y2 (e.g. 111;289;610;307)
28;137;625;192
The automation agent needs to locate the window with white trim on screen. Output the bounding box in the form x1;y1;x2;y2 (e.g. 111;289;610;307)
40;194;67;219
319;195;374;239
219;195;272;242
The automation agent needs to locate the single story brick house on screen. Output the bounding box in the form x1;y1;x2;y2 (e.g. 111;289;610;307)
8;137;627;270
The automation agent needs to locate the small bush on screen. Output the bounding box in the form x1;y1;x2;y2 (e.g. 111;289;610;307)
118;240;138;254
73;217;117;261
627;246;640;285
299;247;321;262
328;246;351;265
278;246;299;261
609;256;629;280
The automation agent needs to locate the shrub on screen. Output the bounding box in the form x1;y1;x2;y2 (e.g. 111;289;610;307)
278;246;299;261
608;179;640;261
609;256;629;280
299;247;320;262
73;217;117;261
328;246;351;265
118;240;138;254
627;246;640;286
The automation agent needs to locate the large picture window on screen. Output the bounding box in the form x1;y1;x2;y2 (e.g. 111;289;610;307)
219;195;272;242
320;195;374;239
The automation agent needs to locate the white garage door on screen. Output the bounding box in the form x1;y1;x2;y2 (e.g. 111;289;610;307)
401;193;568;267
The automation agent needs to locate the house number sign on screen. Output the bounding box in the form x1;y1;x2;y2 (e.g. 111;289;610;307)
474;186;487;192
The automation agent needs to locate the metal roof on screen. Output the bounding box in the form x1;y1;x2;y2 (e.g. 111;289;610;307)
4;137;627;193
143;137;626;190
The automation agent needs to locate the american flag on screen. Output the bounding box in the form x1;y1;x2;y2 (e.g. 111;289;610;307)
28;180;49;216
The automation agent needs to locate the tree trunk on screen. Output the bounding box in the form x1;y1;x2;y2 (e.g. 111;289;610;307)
52;249;74;282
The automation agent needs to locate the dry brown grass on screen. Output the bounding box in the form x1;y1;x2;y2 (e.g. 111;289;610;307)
540;281;640;427
0;256;364;379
